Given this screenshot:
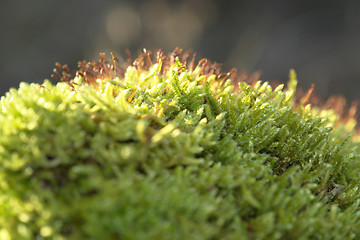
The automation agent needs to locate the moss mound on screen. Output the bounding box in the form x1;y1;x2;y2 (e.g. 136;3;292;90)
1;50;360;239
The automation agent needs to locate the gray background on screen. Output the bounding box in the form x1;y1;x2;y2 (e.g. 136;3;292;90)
1;0;360;102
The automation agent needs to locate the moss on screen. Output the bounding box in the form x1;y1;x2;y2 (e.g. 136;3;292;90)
1;49;360;239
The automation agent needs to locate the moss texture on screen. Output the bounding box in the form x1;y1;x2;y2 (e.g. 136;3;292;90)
1;49;360;239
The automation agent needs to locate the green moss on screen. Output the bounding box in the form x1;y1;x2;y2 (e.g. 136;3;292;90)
1;50;360;239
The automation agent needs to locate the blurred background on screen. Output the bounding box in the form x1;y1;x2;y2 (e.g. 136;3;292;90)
1;0;360;102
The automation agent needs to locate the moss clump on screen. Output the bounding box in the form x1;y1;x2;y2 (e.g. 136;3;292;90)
1;49;360;239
